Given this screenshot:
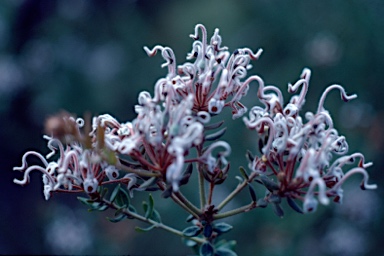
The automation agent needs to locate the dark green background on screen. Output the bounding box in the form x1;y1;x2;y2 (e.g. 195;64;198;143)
1;0;383;255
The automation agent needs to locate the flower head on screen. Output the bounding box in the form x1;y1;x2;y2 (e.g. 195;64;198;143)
243;68;376;212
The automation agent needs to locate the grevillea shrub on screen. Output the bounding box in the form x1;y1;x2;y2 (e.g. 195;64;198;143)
13;24;376;255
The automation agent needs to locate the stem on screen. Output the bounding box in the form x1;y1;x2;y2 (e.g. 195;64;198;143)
173;191;202;217
265;158;279;176
214;202;257;220
216;172;258;211
208;182;214;205
157;182;201;219
197;146;207;209
116;162;161;178
102;198;205;244
198;168;206;209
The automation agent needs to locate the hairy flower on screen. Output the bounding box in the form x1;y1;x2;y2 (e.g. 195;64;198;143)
13;113;140;200
144;24;262;119
13;24;375;219
243;68;376;213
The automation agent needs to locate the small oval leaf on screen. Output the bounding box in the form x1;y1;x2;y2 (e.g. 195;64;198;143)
204;120;225;130
257;198;268;208
213;222;233;234
135;225;155;232
268;194;281;204
205;127;227;141
248;185;257;202
260;176;279;192
106;213;127;223
182;226;202;237
239;166;249;180
200;242;215;256
286;197;304;214
138;177;157;190
272;203;284;218
203;223;213;238
110;184;121;203
145;194;154;219
246;150;254;162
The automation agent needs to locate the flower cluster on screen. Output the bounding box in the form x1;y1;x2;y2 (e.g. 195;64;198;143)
13;23;375;217
13;112;132;200
243;68;377;212
144;24;262;119
13;24;261;200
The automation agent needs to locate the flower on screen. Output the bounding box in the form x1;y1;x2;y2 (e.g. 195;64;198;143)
243;68;376;212
13;24;375;216
13;113;140;199
145;24;262;119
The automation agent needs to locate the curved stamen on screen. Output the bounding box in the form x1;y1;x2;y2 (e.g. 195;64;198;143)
143;46;177;77
199;141;231;172
13;151;49;171
306;177;330;205
243;116;275;155
288;78;308;109
190;24;207;58
331;167;377;191
317;84;357;113
14;165;55;186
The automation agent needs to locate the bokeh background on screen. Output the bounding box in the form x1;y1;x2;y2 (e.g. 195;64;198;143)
1;0;383;255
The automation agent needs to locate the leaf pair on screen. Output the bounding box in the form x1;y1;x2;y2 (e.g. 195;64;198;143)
135;194;163;232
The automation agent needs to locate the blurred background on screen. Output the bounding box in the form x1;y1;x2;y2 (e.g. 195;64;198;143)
1;0;383;255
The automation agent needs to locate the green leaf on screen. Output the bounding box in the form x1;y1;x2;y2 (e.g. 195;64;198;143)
128;205;137;213
161;186;173;198
115;187;130;208
248;185;257;202
215;239;237;251
246;150;254;162
77;196;92;206
78;197;109;212
145;194;154;219
114;207;125;216
180;163;193;186
286;197;304;214
186;214;195;222
88;203;108;212
205;127;227;141
235;176;244;184
182;226;202;237
257;198;268;208
119;186;130;201
106;213;127;223
272;203;284;218
110;184;121;203
268;194;281;204
183;238;197;248
135;225;156;232
238;166;249;180
126;205;137;219
203;223;213;238
100;187;108;198
151;209;162;223
213;222;233;234
138;177;157;190
200;242;215;256
204;120;224;130
259;175;279;192
142;201;148;214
